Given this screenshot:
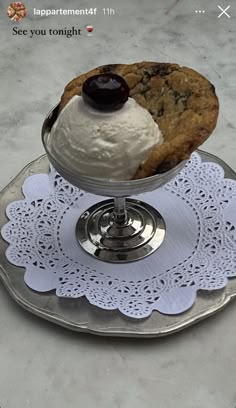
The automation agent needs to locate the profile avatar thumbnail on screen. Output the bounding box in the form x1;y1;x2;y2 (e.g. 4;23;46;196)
7;2;27;22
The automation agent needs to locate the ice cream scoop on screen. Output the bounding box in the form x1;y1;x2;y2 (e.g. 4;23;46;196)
49;74;163;180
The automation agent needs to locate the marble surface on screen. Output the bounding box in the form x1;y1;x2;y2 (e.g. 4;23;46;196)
0;0;236;406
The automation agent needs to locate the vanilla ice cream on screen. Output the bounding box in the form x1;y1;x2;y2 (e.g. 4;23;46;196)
49;95;163;180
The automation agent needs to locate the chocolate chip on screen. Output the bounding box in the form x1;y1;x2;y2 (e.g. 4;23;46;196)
145;64;172;77
210;83;215;93
102;64;118;73
157;105;164;117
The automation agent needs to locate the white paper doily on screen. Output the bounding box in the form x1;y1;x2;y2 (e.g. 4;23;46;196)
1;152;236;319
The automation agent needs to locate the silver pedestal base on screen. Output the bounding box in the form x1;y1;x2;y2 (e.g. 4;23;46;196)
76;199;165;263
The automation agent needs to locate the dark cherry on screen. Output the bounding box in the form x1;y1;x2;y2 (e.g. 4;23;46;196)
82;74;129;111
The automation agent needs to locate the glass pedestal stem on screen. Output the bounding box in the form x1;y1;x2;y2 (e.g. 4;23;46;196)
113;197;128;225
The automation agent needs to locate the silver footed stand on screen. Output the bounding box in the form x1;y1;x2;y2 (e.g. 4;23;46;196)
76;197;165;263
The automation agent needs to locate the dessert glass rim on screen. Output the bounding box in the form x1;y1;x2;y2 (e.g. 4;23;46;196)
42;103;187;197
43;134;186;184
42;103;186;185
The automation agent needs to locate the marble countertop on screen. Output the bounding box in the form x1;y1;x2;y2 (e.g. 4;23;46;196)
0;0;236;406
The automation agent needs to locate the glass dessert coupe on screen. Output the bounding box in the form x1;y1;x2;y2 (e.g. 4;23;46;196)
42;104;186;263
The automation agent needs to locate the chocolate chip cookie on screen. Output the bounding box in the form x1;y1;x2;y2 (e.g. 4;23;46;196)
59;61;219;179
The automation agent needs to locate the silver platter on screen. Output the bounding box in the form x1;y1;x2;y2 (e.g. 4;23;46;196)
0;150;236;338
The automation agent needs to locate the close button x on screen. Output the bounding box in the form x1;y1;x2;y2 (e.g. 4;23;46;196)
218;5;231;18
